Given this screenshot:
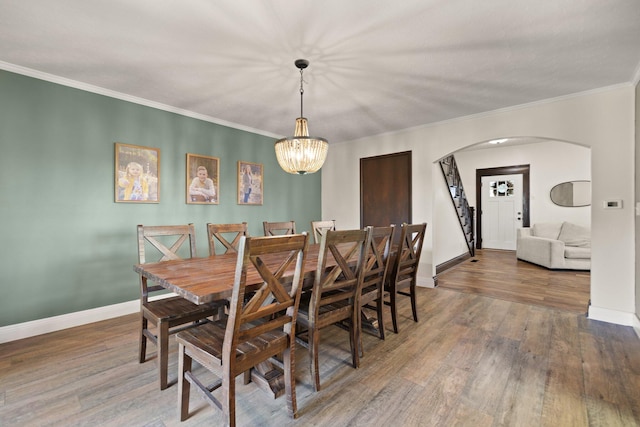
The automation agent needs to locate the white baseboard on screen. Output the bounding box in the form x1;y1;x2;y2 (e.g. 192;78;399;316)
0;292;182;344
417;275;435;288
588;305;637;327
0;293;180;344
417;264;435;288
633;314;640;340
0;299;140;344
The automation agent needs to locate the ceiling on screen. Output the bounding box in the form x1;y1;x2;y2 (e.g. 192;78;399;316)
1;0;639;143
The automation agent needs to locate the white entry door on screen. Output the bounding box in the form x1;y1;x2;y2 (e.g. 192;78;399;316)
481;174;523;250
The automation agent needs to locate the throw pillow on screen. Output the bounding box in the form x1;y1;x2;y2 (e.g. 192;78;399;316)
558;222;591;247
532;222;563;239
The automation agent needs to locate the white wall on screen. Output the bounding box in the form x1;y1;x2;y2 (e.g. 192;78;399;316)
455;141;591;227
322;85;636;325
635;80;640;332
456;140;591;226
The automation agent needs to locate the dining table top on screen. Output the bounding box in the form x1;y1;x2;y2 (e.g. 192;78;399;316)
134;243;323;305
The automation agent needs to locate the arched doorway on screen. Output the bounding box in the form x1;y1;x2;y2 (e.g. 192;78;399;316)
433;137;591;310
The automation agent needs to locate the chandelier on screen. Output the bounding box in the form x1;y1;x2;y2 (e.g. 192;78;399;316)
275;59;328;175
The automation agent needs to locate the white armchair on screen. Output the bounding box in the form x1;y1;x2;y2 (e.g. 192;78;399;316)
516;222;590;270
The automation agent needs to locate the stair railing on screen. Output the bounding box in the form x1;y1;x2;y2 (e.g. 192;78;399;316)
439;155;475;256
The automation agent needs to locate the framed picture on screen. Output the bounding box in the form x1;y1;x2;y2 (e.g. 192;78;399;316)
238;161;263;205
186;153;220;204
115;142;160;203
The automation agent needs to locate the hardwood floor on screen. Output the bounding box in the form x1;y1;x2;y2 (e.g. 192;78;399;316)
436;249;591;313
1;283;638;426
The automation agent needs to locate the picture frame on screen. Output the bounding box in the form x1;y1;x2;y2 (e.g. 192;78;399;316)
115;142;160;203
186;153;220;204
237;161;263;205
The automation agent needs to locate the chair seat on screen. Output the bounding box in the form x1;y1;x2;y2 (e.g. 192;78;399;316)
360;284;379;304
177;319;289;367
142;296;219;322
297;291;354;330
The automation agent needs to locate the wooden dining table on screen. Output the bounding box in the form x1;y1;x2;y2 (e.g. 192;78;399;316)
134;243;323;303
133;242;325;398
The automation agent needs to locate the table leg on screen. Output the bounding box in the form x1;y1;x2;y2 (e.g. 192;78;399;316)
360;308;381;337
249;361;286;398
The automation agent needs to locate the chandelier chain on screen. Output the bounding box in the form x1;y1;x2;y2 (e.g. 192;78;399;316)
299;68;304;118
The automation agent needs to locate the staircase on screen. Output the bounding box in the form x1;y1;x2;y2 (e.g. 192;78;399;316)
439;155;475;256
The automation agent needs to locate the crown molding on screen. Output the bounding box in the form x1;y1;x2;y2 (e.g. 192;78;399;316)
0;60;281;139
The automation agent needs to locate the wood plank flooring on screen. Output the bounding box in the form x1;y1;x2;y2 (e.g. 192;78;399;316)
436;249;591;313
1;278;638;426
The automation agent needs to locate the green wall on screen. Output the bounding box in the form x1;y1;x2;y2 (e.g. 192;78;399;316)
0;70;322;326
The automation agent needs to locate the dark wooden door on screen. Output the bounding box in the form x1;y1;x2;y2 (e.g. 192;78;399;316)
360;151;412;229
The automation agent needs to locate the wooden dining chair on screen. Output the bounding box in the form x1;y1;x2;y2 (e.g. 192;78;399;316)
176;233;309;427
296;228;370;392
310;219;336;244
136;224;223;390
263;220;296;236
359;224;395;355
207;222;249;255
385;222;427;333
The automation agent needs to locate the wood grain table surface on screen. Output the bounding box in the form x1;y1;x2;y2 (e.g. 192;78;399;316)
134;243;323;304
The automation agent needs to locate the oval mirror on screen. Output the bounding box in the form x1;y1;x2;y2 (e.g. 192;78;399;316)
550;180;591;207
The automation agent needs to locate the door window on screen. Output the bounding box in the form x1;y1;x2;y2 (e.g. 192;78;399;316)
489;180;514;197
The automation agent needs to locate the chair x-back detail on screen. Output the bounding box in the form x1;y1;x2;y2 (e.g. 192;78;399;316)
296;228;370;392
310;220;336;244
385;222;427;333
359;224;395;354
136;224;222;390
207;222;249;256
176;233;309;427
263;220;296;236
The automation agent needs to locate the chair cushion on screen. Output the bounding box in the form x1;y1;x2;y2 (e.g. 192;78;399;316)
532;223;562;239
564;246;591;259
558;222;591;248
